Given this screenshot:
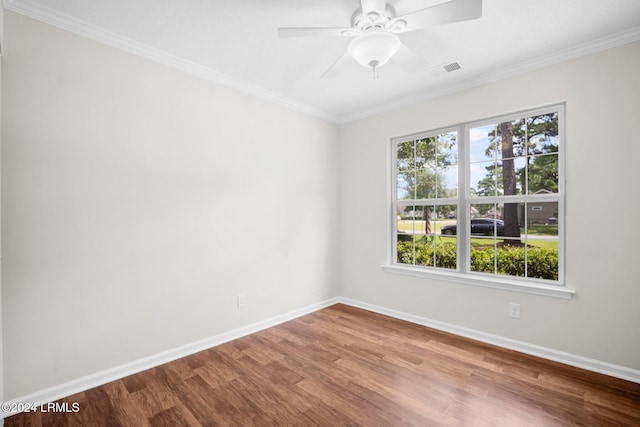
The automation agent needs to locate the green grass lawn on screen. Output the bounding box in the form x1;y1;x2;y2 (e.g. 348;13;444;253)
397;219;558;235
397;219;456;233
527;224;559;235
398;219;558;250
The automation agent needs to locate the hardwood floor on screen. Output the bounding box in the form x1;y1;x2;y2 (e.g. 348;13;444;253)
5;304;640;426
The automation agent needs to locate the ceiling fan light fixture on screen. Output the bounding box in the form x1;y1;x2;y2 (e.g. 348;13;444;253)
348;29;400;72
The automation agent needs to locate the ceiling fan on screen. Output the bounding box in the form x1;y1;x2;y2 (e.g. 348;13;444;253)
278;0;482;78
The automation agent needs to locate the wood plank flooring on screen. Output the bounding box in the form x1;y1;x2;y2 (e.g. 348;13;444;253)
5;304;640;426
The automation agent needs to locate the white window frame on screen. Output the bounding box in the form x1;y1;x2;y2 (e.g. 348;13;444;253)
383;104;574;299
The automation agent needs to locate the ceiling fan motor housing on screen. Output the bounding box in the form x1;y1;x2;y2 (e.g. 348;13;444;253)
351;5;397;32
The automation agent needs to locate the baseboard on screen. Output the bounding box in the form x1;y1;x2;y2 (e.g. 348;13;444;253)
0;297;340;419
4;295;638;419
337;297;640;384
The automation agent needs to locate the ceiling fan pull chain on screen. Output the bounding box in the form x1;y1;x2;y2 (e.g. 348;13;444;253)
368;59;380;79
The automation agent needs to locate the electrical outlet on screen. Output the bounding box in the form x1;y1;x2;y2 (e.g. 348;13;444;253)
237;292;247;308
508;302;520;319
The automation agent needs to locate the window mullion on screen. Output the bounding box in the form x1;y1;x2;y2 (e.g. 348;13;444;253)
458;125;469;274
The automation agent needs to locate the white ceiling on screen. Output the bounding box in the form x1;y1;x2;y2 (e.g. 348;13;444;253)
6;0;640;123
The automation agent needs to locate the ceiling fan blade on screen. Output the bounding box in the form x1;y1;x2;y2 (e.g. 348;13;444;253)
277;27;357;38
321;52;354;79
392;0;482;33
393;43;430;73
360;0;387;19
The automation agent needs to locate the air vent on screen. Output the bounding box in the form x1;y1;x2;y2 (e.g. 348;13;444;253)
443;62;462;73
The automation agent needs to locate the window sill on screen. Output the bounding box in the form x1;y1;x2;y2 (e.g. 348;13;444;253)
381;264;575;299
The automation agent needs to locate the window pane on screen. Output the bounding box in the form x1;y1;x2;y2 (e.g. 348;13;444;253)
439;165;458;198
415;169;437;199
499;156;527;196
494;118;528;197
527;154;559;194
470;124;497;162
421;206;433;238
434;205;457;269
396;239;415;265
438;132;458;166
526;246;559;280
415;205;434;267
470;204;499;270
471;203;494;220
525;200;559;281
440;212;457;236
397;172;413;200
437;132;458;198
397;206;425;233
397;141;414;171
470;242;496;274
397;206;416;265
470;161;498;197
513;156;527;195
497;246;525;277
429;205;458;239
526;201;558;228
527;113;559;156
496;119;528;160
501;202;521;239
498;202;523;276
415;137;437;169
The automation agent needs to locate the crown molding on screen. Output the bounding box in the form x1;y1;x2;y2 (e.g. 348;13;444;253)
5;0;640;126
338;25;640;123
4;0;341;124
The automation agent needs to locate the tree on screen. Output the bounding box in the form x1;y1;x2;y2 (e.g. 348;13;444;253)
518;114;559;194
525;143;558;193
500;121;521;243
475;165;502;197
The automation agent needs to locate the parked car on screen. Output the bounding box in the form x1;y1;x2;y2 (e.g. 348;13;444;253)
441;218;505;236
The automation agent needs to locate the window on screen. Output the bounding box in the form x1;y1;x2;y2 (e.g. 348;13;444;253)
388;105;567;295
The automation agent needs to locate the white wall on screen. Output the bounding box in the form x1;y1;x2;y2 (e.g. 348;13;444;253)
1;12;339;399
338;41;640;370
